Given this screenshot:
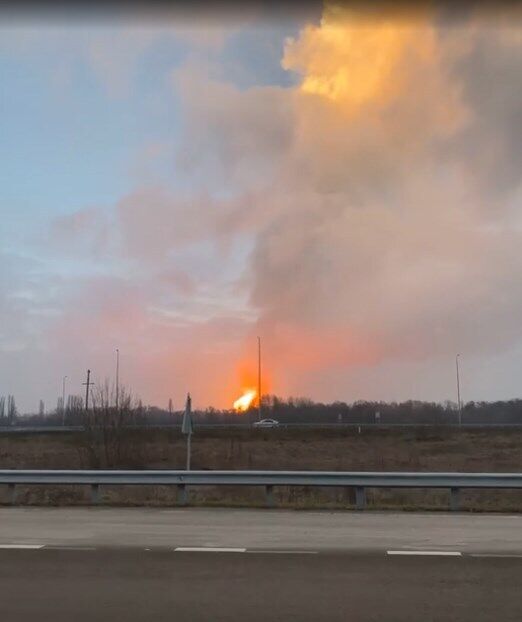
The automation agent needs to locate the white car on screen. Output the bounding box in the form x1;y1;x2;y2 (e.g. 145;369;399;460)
253;418;279;428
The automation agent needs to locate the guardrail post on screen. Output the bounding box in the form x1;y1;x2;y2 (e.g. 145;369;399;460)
355;486;366;510
177;484;188;506
90;484;100;504
265;485;275;508
450;487;460;512
7;483;16;505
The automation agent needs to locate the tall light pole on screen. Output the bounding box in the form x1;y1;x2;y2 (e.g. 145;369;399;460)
62;375;67;426
115;348;119;409
456;353;462;426
257;336;262;422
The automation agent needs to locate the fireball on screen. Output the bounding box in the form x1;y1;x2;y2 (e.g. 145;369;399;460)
233;389;257;412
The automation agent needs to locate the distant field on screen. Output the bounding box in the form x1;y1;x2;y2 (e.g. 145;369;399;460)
1;427;522;511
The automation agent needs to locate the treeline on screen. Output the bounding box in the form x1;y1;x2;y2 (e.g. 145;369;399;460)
260;397;522;425
0;395;17;425
9;395;522;427
155;396;522;425
132;396;522;425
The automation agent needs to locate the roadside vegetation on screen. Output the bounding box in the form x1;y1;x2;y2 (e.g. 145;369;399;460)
10;395;522;426
1;426;522;512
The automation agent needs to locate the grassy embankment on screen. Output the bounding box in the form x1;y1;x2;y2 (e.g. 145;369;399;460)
1;427;522;511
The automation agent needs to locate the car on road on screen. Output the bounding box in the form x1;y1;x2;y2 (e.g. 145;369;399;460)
252;418;280;428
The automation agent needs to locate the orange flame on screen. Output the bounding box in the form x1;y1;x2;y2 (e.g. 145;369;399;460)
233;389;257;412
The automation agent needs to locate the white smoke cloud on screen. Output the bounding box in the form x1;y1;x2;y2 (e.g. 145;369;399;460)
166;5;522;394
22;4;522;407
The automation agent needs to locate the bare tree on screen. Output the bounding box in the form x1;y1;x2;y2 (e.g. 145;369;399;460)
7;395;17;425
66;395;84;425
79;381;146;468
39;400;45;417
0;397;5;422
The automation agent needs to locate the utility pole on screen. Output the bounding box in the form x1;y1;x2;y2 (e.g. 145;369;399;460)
182;393;193;470
62;375;67;425
456;354;462;426
257;336;262;422
115;349;120;409
83;369;93;412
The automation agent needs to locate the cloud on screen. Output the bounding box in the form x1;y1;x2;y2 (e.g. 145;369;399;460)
172;61;295;191
168;2;522;394
24;3;522;408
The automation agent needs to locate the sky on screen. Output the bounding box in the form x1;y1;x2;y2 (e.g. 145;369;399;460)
2;1;522;413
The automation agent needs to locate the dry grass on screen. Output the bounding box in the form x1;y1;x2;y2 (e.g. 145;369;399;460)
1;427;522;511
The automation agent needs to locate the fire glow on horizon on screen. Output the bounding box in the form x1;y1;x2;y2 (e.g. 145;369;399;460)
233;389;257;412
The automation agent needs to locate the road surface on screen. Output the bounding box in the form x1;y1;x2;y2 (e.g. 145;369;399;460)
1;508;522;620
1;507;522;552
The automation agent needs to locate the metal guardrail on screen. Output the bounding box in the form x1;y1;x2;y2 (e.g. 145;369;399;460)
1;470;521;510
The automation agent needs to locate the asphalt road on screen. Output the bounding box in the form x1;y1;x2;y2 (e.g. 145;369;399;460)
1;507;522;552
1;509;522;620
0;549;521;621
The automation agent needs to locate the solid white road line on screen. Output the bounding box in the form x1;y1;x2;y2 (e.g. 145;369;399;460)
0;544;45;549
175;547;246;553
387;550;462;556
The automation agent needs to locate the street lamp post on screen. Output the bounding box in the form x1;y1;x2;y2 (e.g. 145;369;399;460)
456;354;462;426
182;393;193;471
115;349;119;409
257;336;262;423
62;376;67;426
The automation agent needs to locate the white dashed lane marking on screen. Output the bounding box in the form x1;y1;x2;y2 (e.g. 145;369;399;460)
6;545;520;558
43;546;97;551
0;544;45;549
174;547;318;554
175;547;247;553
